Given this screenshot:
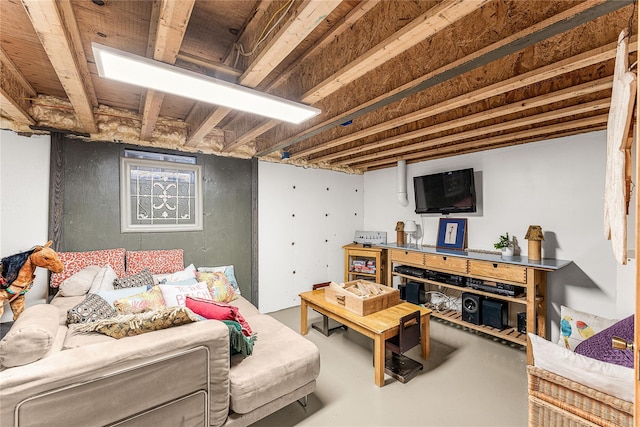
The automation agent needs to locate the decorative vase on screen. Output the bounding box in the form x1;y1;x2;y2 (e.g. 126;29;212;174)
501;246;514;257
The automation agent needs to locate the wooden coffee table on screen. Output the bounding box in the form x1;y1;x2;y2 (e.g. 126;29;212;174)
299;289;431;387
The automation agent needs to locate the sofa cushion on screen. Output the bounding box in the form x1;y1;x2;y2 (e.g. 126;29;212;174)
75;306;201;339
50;248;126;288
228;314;320;414
89;264;119;293
67;293;116;324
58;265;101;296
113;269;154;289
114;285;166;314
125;249;184;275
575;315;634;369
557;305;617;351
0;304;59;367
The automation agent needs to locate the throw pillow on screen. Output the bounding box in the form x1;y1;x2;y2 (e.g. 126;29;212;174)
67;293;116;324
186;296;253;337
74;306;200;339
89;264;119;293
50;248;126;288
185;296;236;321
95;286;149;307
0;304;59;367
113;269;154;289
159;277;199;286
196;271;237;302
197;265;241;295
529;333;633;402
114;285;166;314
125;249;184;275
159;282;212;307
575;315;634;369
557;305;617;351
155;264;197;284
58;265;101;296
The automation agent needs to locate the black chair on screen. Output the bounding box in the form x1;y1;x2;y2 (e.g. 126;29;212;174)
385;310;423;383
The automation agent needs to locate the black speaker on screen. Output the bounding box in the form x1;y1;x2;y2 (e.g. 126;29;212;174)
406;281;425;305
462;293;483;325
482;299;508;330
399;284;406;300
517;312;526;334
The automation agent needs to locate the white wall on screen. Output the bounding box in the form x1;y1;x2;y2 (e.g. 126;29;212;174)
0;130;51;322
258;161;363;313
363;130;636;341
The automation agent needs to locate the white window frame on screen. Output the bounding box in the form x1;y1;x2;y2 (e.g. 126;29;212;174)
120;157;203;232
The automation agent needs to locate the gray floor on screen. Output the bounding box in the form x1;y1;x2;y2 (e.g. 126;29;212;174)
253;306;528;427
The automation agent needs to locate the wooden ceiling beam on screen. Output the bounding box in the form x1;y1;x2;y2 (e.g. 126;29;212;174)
294;37;637;160
139;0;195;141
257;0;630;158
184;0;341;148
303;0;490;105
313;77;613;163
355;114;609;170
0;46;36;125
364;124;608;171
221;0;380;152
334;98;610;166
21;0;97;133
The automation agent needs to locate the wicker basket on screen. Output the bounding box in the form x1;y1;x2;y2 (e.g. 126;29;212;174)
527;365;634;427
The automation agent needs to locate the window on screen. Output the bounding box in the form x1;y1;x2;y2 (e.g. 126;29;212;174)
120;156;203;232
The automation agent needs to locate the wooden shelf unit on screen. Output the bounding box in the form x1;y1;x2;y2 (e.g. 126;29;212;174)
343;243;386;285
385;245;570;364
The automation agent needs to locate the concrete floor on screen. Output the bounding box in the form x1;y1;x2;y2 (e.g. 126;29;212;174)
253;306;529;427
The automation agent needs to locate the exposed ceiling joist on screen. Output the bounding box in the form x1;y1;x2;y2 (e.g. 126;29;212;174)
139;0;195;141
184;0;341;148
338;98;610;166
221;0;381;152
21;0;97;133
0;46;36;125
314;77;613;163
360;114;609;170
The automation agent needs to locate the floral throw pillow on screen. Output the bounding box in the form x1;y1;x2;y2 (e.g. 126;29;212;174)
125;249;184;275
196;271;237;302
113;269;154;289
75;306;200;339
50;248;126;288
67;293;116;324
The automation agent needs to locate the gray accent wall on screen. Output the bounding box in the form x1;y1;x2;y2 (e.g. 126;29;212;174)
58;137;254;298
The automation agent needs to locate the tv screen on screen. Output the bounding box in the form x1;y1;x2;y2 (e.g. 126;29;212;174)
414;168;476;214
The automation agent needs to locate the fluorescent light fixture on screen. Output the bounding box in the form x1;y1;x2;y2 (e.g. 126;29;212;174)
92;43;320;124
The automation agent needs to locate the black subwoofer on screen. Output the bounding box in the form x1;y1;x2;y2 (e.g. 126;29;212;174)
406;281;425;305
481;299;507;330
462;293;483;325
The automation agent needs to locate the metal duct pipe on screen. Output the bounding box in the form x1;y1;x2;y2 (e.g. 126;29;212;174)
397;160;409;206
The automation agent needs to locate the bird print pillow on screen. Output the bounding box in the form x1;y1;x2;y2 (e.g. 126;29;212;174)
557;305;617;351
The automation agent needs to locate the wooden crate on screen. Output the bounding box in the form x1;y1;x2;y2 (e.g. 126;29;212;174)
325;280;400;316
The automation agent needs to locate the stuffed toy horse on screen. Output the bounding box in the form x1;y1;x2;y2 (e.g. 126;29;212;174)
0;241;64;320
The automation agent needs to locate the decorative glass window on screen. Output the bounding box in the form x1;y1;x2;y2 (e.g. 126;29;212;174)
120;157;203;232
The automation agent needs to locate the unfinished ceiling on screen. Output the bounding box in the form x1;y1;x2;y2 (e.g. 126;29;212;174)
0;0;637;173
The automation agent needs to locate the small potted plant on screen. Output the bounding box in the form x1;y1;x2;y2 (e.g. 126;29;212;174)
494;232;514;257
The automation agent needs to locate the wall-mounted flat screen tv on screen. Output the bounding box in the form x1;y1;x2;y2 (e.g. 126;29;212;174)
413;168;476;214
